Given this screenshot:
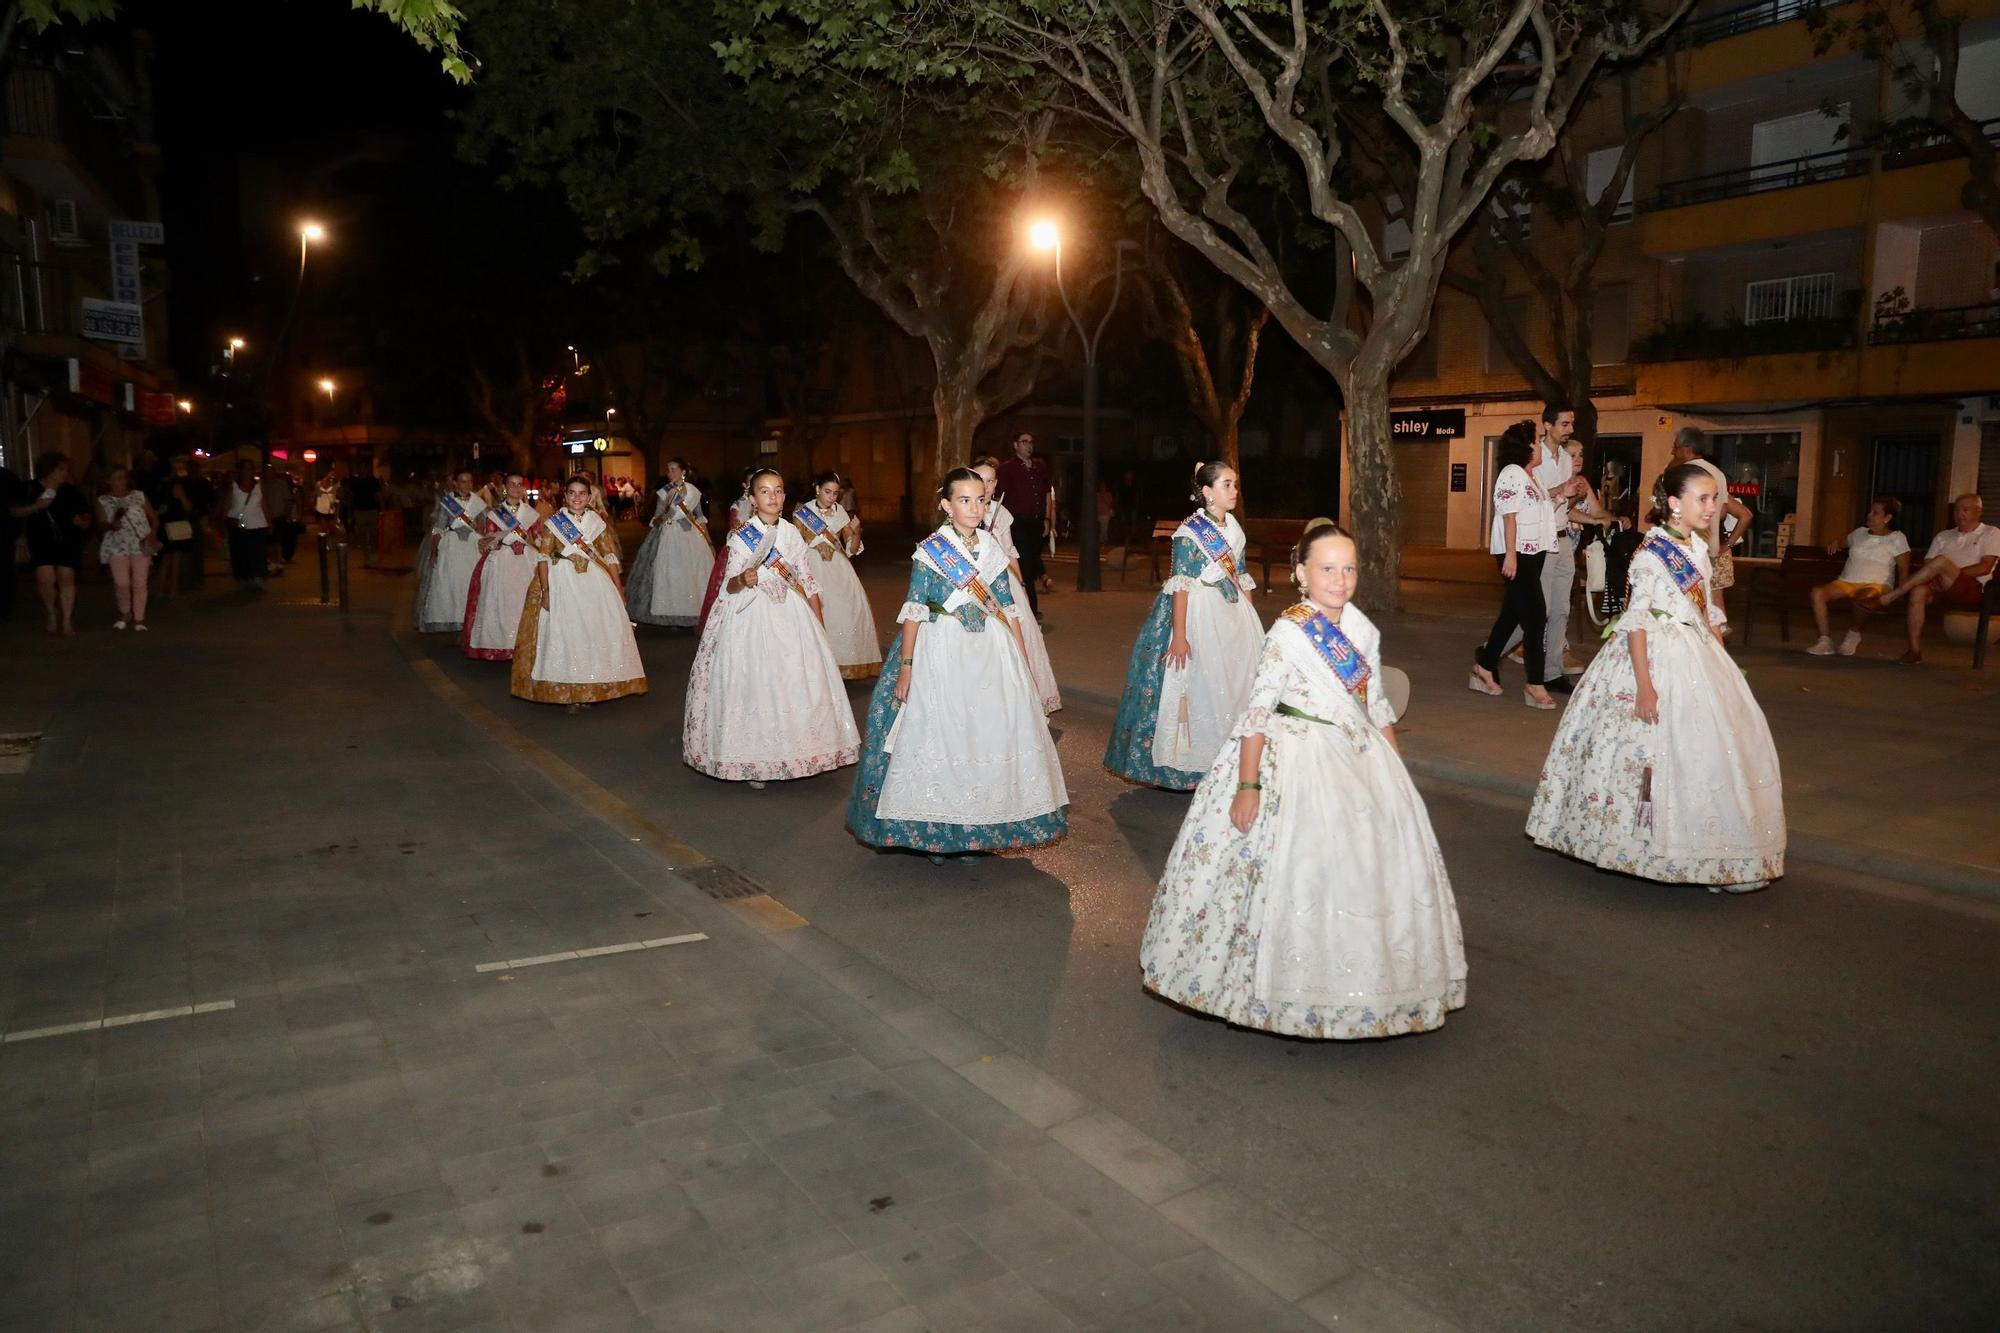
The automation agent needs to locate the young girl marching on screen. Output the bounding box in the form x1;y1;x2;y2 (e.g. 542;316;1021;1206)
972;458;1060;713
847;468;1067;862
1527;464;1785;891
683;468;860;787
462;474;543;661
511;476;648;712
626;459;712;628
793;471;883;679
1141;521;1465;1038
415;469;487;633
1105;462;1263;789
696;468;757;634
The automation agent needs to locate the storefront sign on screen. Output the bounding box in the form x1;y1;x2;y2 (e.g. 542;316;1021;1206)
66;356;119;405
1450;462;1468;492
80;298;145;345
109;220;166;246
1728;481;1762;499
1391;409;1465;440
137;391;177;426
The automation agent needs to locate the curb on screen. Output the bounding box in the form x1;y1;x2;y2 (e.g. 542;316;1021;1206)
1401;753;2000;905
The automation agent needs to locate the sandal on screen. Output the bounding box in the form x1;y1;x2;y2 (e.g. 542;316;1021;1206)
1467;666;1502;697
1523;687;1556;710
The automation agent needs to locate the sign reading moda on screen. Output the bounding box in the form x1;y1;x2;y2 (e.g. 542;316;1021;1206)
1391;409;1466;440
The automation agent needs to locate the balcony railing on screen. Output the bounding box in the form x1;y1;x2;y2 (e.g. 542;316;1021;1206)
1638;146;1869;213
2;65;147;219
1;253;84;338
1870;300;2000;346
1880;116;2000;171
1681;0;1832;46
1632;309;1858;362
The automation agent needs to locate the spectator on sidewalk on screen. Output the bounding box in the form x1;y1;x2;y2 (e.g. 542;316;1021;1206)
344;467;384;568
1669;426;1753;622
15;452;91;634
1503;403;1581;693
223;460;272;590
1806;497;1910;657
0;457;21;621
1874;493;2000;665
180;459;215;590
96;466;159;631
1472;422;1558;710
263;468;298;572
996;431;1051;617
152;456;199;602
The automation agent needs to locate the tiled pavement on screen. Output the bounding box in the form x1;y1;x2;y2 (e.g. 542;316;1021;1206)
0;575;1452;1331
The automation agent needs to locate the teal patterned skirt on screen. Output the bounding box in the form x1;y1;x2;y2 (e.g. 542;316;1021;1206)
1102;590;1202;791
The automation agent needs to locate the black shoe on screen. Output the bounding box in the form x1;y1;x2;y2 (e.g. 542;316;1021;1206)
1544;675;1575;695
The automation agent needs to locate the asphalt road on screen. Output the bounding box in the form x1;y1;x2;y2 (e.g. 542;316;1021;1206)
418;612;2000;1333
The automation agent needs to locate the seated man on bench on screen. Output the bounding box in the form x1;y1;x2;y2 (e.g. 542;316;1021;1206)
1807;495;1909;656
1875;493;2000;665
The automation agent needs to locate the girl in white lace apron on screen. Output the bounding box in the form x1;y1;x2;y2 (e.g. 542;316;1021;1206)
683;468;860;787
626;458;712;628
847;468;1067;861
510;476;647;712
792;471;882;679
1141;520;1466;1039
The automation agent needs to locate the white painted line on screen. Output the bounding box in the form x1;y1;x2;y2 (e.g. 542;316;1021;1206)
473;933;708;974
2;999;236;1044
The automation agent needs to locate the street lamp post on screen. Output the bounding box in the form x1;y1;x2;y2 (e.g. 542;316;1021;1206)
1029;217;1134;593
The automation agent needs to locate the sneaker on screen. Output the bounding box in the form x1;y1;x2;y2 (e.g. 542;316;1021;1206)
1838;630;1861;656
111;620;128;631
1806;636;1835;656
133;623;148;632
1897;649;1924;666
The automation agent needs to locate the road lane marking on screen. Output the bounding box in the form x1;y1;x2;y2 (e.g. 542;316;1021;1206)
3;999;236;1044
472;933;708;974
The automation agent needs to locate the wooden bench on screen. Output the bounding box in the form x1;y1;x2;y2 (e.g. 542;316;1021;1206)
1240;517;1310;588
1741;545;1997;665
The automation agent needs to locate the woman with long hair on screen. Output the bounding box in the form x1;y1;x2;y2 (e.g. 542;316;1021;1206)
683;467;859;787
13;453;90;634
510;476;647;712
1471;422;1559;709
793;470;882;679
1527;464;1785;891
1141;520;1465;1039
96;466;160;632
847;468;1067;860
1104;461;1262;788
626;458;713;628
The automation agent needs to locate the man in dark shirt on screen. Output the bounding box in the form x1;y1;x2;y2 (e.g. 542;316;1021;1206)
995;431;1051;615
0;461;20;619
344;469;384;568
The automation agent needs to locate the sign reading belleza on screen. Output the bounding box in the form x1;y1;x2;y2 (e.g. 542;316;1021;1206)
1391;409;1466;440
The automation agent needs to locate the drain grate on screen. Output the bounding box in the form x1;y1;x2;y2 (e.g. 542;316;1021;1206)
682;862;767;901
0;733;43;776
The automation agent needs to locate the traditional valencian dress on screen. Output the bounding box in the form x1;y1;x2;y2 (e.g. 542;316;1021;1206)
1141;603;1466;1038
510;506;648;706
987;499;1060;713
682;517;860;781
793;499;882;680
1105;509;1262;789
414;489;488;633
846;526;1068;854
697;492;755;634
461;498;542;661
1527;527;1785;888
626;481;711;628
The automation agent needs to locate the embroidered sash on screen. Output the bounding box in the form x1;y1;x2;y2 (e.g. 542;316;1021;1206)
1636;528;1707;617
440;492;481;536
1183;511;1240;582
547;509;592;555
734;522;804;596
1283;603;1372;701
917;531;1005;618
489;503;534;550
792;504;836;549
665;484;700;528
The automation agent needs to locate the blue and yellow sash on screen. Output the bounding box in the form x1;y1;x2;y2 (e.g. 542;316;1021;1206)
489;503;533;549
918;530;1007;617
1183;510;1239;582
1639;529;1701;593
1283;603;1371;700
793;504;835;549
439;492;479;534
734;522;805;595
547;509;589;552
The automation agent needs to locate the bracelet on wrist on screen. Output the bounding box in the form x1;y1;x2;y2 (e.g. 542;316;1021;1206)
1237;782;1261;792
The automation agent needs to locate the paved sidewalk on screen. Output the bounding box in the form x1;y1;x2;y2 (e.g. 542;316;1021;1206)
0;570;1449;1331
1013;549;2000;895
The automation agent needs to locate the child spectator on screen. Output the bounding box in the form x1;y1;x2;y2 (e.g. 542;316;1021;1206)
1807;496;1909;656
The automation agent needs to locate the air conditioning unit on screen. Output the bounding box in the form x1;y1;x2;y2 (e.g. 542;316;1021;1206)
48;198;83;245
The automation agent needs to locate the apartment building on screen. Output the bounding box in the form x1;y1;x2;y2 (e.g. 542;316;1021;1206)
1375;0;2000;557
1;35;177;476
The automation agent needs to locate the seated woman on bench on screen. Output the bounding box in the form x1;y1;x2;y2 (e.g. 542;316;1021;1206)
1806;496;1909;657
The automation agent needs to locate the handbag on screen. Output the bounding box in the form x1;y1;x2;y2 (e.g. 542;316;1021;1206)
1712;548;1736;591
164;520;194;542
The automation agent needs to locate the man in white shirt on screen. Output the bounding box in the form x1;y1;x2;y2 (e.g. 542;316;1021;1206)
1504;403;1580;692
1875;493;2000;665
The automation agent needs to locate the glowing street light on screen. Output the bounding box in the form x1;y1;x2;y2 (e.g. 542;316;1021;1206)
299;220;326;245
1028;217;1061;253
318;377;336;401
224;336;246;366
176;398;194;414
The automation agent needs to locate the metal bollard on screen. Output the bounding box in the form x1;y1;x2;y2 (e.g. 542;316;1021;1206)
334;541;350;613
317;532;332;605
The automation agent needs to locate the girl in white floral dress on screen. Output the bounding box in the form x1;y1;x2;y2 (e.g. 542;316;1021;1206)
1527;464;1785;891
683;468;860;788
793;471;883;679
1140;521;1466;1039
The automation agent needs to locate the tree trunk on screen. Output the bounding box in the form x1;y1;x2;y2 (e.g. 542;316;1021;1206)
1342;379;1403;611
931;371;984;483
